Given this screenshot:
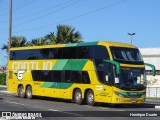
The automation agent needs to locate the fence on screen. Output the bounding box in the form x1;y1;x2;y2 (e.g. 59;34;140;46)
146;87;160;98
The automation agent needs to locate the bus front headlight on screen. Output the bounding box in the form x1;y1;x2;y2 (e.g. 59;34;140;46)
114;91;125;98
141;94;146;98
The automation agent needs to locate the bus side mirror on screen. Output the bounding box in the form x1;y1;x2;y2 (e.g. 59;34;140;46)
144;63;156;76
103;60;121;74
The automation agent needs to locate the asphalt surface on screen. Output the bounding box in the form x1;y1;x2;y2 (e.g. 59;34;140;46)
0;85;160;120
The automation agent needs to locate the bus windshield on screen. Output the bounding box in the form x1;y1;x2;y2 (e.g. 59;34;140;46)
115;68;147;90
110;47;143;64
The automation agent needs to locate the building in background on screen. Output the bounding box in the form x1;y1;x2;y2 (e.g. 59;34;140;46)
139;48;160;98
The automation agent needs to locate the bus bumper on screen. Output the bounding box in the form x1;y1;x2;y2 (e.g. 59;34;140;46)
111;97;145;104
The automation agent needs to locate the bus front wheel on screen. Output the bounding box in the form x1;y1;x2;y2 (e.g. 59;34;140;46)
74;89;83;105
26;86;32;99
86;90;95;106
18;86;25;98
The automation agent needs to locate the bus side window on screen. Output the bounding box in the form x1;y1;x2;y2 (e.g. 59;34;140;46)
76;47;92;59
54;48;63;59
27;49;39;60
10;51;16;60
62;47;77;59
52;71;61;82
93;46;109;59
71;71;82;83
82;71;90;84
41;70;51;81
40;49;51;59
32;70;41;81
48;49;55;59
64;71;71;83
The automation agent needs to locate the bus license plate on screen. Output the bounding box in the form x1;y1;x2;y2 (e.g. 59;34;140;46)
131;99;137;103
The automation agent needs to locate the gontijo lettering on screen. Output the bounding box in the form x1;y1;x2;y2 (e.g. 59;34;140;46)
12;62;52;71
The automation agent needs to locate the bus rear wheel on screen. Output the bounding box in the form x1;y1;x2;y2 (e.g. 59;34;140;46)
86;90;95;106
74;89;83;105
26;86;32;99
18;86;25;98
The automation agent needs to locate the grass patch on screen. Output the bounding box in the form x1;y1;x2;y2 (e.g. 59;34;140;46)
0;73;6;85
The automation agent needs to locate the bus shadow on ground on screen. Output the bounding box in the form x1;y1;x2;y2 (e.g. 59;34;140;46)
99;103;156;108
18;95;73;104
20;95;156;108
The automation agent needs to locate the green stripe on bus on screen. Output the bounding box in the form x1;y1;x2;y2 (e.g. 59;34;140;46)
65;41;98;47
65;43;78;47
53;59;88;70
63;59;88;70
52;60;68;70
76;41;98;46
40;82;54;88
40;82;73;89
116;92;145;97
50;83;73;89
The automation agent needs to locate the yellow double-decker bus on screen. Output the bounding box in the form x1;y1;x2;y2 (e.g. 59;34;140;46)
7;41;155;106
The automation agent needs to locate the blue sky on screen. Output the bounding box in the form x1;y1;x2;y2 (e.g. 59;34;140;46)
0;0;160;66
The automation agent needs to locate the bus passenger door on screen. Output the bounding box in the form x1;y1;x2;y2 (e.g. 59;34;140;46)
95;60;114;103
102;83;113;103
102;66;114;103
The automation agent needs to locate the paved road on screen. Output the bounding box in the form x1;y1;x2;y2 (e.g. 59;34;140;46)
0;86;160;120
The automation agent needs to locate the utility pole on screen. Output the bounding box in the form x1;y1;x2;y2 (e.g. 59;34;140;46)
127;33;136;44
8;0;12;49
7;0;12;86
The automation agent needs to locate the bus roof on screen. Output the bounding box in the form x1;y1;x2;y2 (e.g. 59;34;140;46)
9;41;137;50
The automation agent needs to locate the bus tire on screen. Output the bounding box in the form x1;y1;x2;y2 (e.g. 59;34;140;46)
86;90;95;106
74;89;83;105
26;86;32;99
18;86;25;98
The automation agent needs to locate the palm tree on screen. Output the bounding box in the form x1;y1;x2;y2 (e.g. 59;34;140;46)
29;37;47;46
1;25;83;53
45;32;57;44
45;25;83;44
1;36;27;52
11;36;27;47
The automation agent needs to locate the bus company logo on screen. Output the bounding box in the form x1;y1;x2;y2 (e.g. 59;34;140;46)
96;85;103;90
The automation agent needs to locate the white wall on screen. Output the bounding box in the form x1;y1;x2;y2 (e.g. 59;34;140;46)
139;48;160;87
139;48;160;70
146;75;160;87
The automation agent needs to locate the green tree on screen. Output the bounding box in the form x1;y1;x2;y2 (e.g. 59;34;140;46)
45;32;57;44
1;25;83;52
45;25;83;44
0;73;6;85
1;36;27;52
27;37;47;46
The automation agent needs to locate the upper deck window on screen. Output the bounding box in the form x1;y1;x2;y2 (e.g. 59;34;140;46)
10;45;110;60
93;46;109;59
110;47;143;64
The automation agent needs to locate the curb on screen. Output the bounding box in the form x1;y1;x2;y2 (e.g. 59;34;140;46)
145;101;160;105
0;85;7;88
0;90;11;93
0;118;6;120
145;101;160;109
155;106;160;109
